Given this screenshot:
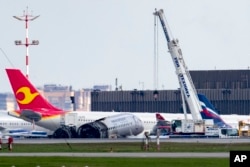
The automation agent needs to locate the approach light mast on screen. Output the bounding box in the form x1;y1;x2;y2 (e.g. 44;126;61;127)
13;7;39;78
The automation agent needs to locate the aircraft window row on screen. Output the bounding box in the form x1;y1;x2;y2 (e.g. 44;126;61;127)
0;122;32;126
7;123;19;126
21;122;32;125
143;121;156;124
0;123;7;126
78;119;94;123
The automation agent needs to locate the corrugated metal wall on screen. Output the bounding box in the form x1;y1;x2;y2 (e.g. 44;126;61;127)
190;70;250;89
91;70;250;115
91;89;250;115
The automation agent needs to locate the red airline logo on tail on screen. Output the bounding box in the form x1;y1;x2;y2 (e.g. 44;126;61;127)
16;86;39;105
6;68;63;112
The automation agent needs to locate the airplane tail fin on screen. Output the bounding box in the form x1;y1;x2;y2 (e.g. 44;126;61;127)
156;113;165;121
6;68;62;111
198;94;231;128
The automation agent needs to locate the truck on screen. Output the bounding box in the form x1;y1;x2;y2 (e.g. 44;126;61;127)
151;118;238;138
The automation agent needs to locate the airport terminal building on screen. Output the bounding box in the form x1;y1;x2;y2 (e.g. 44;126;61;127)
91;70;250;115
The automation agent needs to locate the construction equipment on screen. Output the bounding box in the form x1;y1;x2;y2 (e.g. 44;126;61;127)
153;9;202;121
153;9;238;137
238;120;250;136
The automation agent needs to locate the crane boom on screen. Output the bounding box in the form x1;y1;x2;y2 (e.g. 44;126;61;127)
154;9;202;121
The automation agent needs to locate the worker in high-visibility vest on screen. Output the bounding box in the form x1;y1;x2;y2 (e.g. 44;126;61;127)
0;137;2;150
8;136;13;151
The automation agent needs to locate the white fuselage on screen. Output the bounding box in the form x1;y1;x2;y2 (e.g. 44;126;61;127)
7;110;250;138
0;110;52;138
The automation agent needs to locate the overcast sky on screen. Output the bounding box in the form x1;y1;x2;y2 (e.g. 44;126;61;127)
1;0;250;93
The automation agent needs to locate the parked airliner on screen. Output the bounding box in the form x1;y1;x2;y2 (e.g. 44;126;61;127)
0;110;52;138
5;68;250;138
6;69;146;138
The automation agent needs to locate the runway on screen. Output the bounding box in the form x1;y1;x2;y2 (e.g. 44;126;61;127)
0;152;229;158
4;137;250;144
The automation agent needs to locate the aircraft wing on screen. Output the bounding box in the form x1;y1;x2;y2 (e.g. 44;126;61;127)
20;109;42;122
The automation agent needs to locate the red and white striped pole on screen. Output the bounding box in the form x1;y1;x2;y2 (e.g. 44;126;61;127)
14;7;39;78
25;13;29;78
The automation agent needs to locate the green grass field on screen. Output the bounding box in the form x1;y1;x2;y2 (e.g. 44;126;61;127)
1;141;249;152
0;157;228;167
1;141;248;167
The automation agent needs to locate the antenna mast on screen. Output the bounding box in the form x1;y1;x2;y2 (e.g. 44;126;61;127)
13;7;39;78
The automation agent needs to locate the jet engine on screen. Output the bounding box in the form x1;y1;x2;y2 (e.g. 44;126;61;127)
77;121;108;138
53;125;77;138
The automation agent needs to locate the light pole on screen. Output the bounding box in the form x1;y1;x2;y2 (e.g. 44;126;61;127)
13;7;39;78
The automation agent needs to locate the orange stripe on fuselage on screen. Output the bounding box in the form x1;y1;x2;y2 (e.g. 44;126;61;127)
40;114;62;120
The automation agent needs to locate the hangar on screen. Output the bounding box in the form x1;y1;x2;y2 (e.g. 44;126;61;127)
91;70;250;115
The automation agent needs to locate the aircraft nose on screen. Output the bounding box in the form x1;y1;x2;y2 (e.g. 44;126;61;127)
131;115;144;136
133;117;144;135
